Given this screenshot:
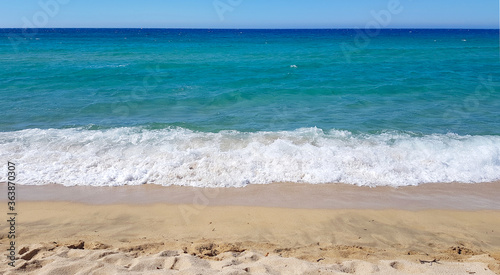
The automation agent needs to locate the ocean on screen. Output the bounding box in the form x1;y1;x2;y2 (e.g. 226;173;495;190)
1;28;499;187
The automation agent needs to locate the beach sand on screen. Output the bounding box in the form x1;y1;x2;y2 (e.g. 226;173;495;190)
1;182;499;274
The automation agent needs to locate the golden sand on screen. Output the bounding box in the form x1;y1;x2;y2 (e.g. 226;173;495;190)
1;199;499;274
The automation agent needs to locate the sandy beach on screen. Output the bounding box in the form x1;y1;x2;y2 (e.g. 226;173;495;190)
1;182;499;274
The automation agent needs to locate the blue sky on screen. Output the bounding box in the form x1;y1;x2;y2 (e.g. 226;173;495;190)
0;0;498;28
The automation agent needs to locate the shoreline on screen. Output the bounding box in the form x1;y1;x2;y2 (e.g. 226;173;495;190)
1;181;499;210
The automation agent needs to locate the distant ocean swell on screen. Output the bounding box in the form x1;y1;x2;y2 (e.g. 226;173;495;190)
1;127;499;187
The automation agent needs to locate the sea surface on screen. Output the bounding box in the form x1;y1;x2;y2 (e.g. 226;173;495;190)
1;28;499;187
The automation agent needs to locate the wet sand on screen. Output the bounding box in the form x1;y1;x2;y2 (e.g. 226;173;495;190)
5;181;500;210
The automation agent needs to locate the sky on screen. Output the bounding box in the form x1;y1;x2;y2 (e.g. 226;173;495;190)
0;0;498;29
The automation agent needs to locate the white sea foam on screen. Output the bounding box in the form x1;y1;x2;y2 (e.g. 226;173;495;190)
1;127;499;187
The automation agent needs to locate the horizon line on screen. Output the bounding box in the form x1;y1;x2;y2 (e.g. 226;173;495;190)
1;27;499;30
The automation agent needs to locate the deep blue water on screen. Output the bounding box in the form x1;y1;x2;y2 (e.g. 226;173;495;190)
1;28;499;134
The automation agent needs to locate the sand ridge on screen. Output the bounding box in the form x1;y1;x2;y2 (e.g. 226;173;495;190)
5;244;499;274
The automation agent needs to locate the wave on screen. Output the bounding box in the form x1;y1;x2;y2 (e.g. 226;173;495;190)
1;127;499;187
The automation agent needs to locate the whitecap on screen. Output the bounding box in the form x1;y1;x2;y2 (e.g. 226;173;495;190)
1;127;499;187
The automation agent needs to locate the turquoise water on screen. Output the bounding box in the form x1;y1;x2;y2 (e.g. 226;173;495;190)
1;29;499;187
